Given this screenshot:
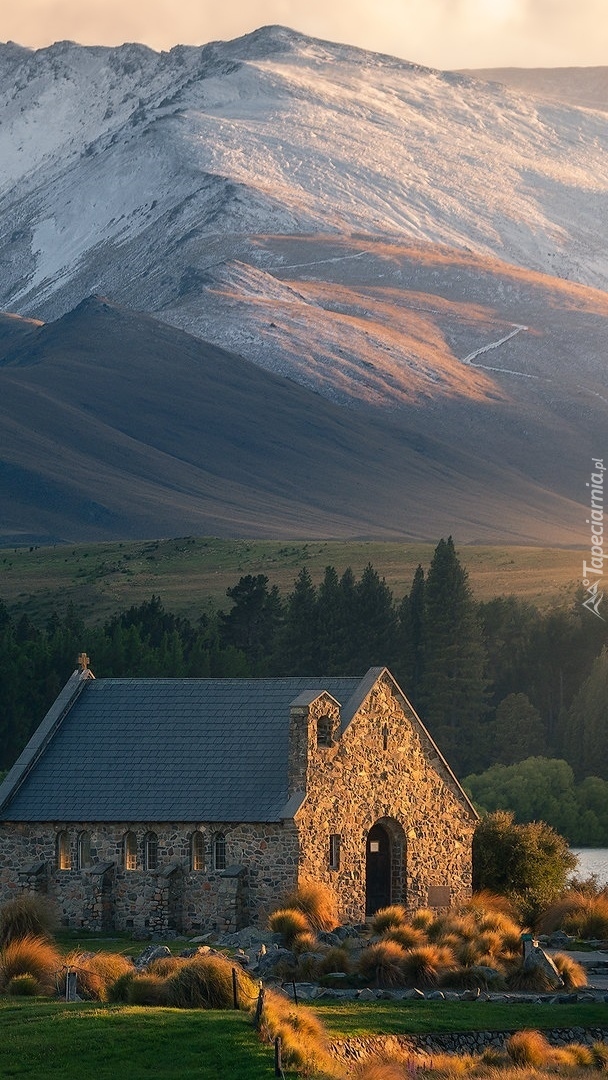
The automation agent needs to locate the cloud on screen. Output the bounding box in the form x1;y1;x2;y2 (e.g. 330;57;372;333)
2;0;608;67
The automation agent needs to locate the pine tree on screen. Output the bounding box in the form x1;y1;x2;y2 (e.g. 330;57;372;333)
563;646;608;779
219;574;283;670
350;563;398;672
398;563;425;699
274;567;319;675
418;537;488;773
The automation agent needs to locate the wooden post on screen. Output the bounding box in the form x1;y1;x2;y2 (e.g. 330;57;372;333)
65;968;78;1002
274;1036;282;1077
254;984;265;1029
232;967;239;1010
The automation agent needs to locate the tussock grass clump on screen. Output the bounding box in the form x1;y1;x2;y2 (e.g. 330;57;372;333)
351;1064;413;1080
7;973;39;996
165;953;256;1010
409;908;435;932
537;889;608;939
269;907;311;945
591;1042;608;1069
0;934;62;994
146;955;183;978
127;973;169;1006
358;940;408;987
106;970;135;1003
292;930;319;955
399;944;456;988
505;962;559;993
384;925;427;951
370;905;409;935
282;880;338;932
260;987;338;1077
439;963;506;991
505;1023;552;1067
552;951;587;989
505;1029;552;1068
319;945;352;975
0;894;58;947
61;950;134;1002
465;889;518;918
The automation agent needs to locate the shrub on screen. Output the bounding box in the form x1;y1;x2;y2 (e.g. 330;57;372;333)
357;940;408;987
591;1042;608;1070
505;962;559;992
399;944;456;988
281;880;338;932
7;973;39;996
409;909;435;932
0;894;58;947
165;953;256;1010
465;889;517;917
127;973;169;1006
552;951;587;989
440;963;506;990
269;907;311;946
61;951;134;1002
505;1029;551;1067
370;905;409;934
0;934;62;994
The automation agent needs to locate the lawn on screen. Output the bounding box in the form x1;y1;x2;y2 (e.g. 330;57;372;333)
0;1000;284;1080
313;999;608;1037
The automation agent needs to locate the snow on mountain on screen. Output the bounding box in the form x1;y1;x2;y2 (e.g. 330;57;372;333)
1;23;608;336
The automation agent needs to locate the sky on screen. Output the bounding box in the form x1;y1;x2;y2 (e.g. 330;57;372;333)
2;0;608;69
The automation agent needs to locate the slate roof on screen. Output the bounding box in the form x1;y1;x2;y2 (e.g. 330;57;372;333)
0;676;366;823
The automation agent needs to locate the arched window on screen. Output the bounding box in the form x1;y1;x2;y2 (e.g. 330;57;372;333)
144;831;159;872
56;831;71;871
191;831;205;872
78;831;91;870
317;715;334;748
124;831;137;871
213;833;226;872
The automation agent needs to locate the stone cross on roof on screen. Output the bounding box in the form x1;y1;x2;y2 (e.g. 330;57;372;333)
77;652;90;672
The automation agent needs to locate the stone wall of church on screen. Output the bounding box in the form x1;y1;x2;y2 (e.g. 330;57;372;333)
294;672;477;924
0;819;299;933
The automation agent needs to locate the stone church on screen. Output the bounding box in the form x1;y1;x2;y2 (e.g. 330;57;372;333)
0;662;477;934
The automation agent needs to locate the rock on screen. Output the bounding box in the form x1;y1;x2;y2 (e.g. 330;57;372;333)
427;990;445;1000
404;988;426;999
461;988;481;1001
256;948;296;977
179;945;211;958
188;933;214;944
522;938;563;990
318;930;342;946
357;988;376;1001
135;944;172;969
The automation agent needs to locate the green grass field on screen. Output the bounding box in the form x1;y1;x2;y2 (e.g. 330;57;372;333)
0;1000;282;1080
0;536;581;624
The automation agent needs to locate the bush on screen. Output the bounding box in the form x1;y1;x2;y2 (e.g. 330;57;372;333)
281;880;338;932
292;931;319;955
591;1042;608;1070
357;940;408;987
165;953;256;1010
538;890;608;939
268;907;311;945
440;963;505;990
472;810;576;923
464;889;517;917
319;946;351;975
505;1029;551;1067
106;970;135;1003
147;955;183;978
0;894;58;947
384;925;427;950
0;934;62;994
505;962;559;993
260;988;336;1076
370;905;409;934
7;973;39;996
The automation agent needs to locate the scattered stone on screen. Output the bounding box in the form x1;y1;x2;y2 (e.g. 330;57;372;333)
357;988;376;1001
404;988;426;999
135;944;172;969
427;990;445;1000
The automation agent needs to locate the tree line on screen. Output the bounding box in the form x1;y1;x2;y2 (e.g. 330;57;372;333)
1;537;606;836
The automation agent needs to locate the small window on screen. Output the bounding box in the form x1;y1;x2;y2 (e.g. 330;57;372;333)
57;831;71;871
78;831;91;870
124;831;137;871
382;724;389;752
144;832;159;871
213;833;226;871
191;831;205;872
329;833;341;871
317;715;334;748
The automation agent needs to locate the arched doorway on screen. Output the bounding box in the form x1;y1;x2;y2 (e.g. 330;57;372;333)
365;822;392;915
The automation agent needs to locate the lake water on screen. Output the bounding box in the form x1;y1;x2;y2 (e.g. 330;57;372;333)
571;848;608;886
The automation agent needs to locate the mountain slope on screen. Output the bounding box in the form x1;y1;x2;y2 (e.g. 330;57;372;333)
0;297;584;546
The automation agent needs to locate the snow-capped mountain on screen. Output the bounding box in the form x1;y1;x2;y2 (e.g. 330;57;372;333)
0;26;606;544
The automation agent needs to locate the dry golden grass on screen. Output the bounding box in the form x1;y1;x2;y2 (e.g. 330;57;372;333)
61;950;134;1002
6;973;39;996
505;962;560;993
384;925;428;950
260;987;339;1078
351;1064;416;1080
0;894;58;947
536;891;608;939
465;891;518;918
410;909;436;932
269;906;312;945
358;940;409;988
127;973;170;1006
282;880;338;932
505;1030;552;1067
551;952;587;990
370;906;410;934
399;944;457;988
319;945;352;975
0;934;62;994
146;955;183;978
292;930;320;955
165;953;257;1010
